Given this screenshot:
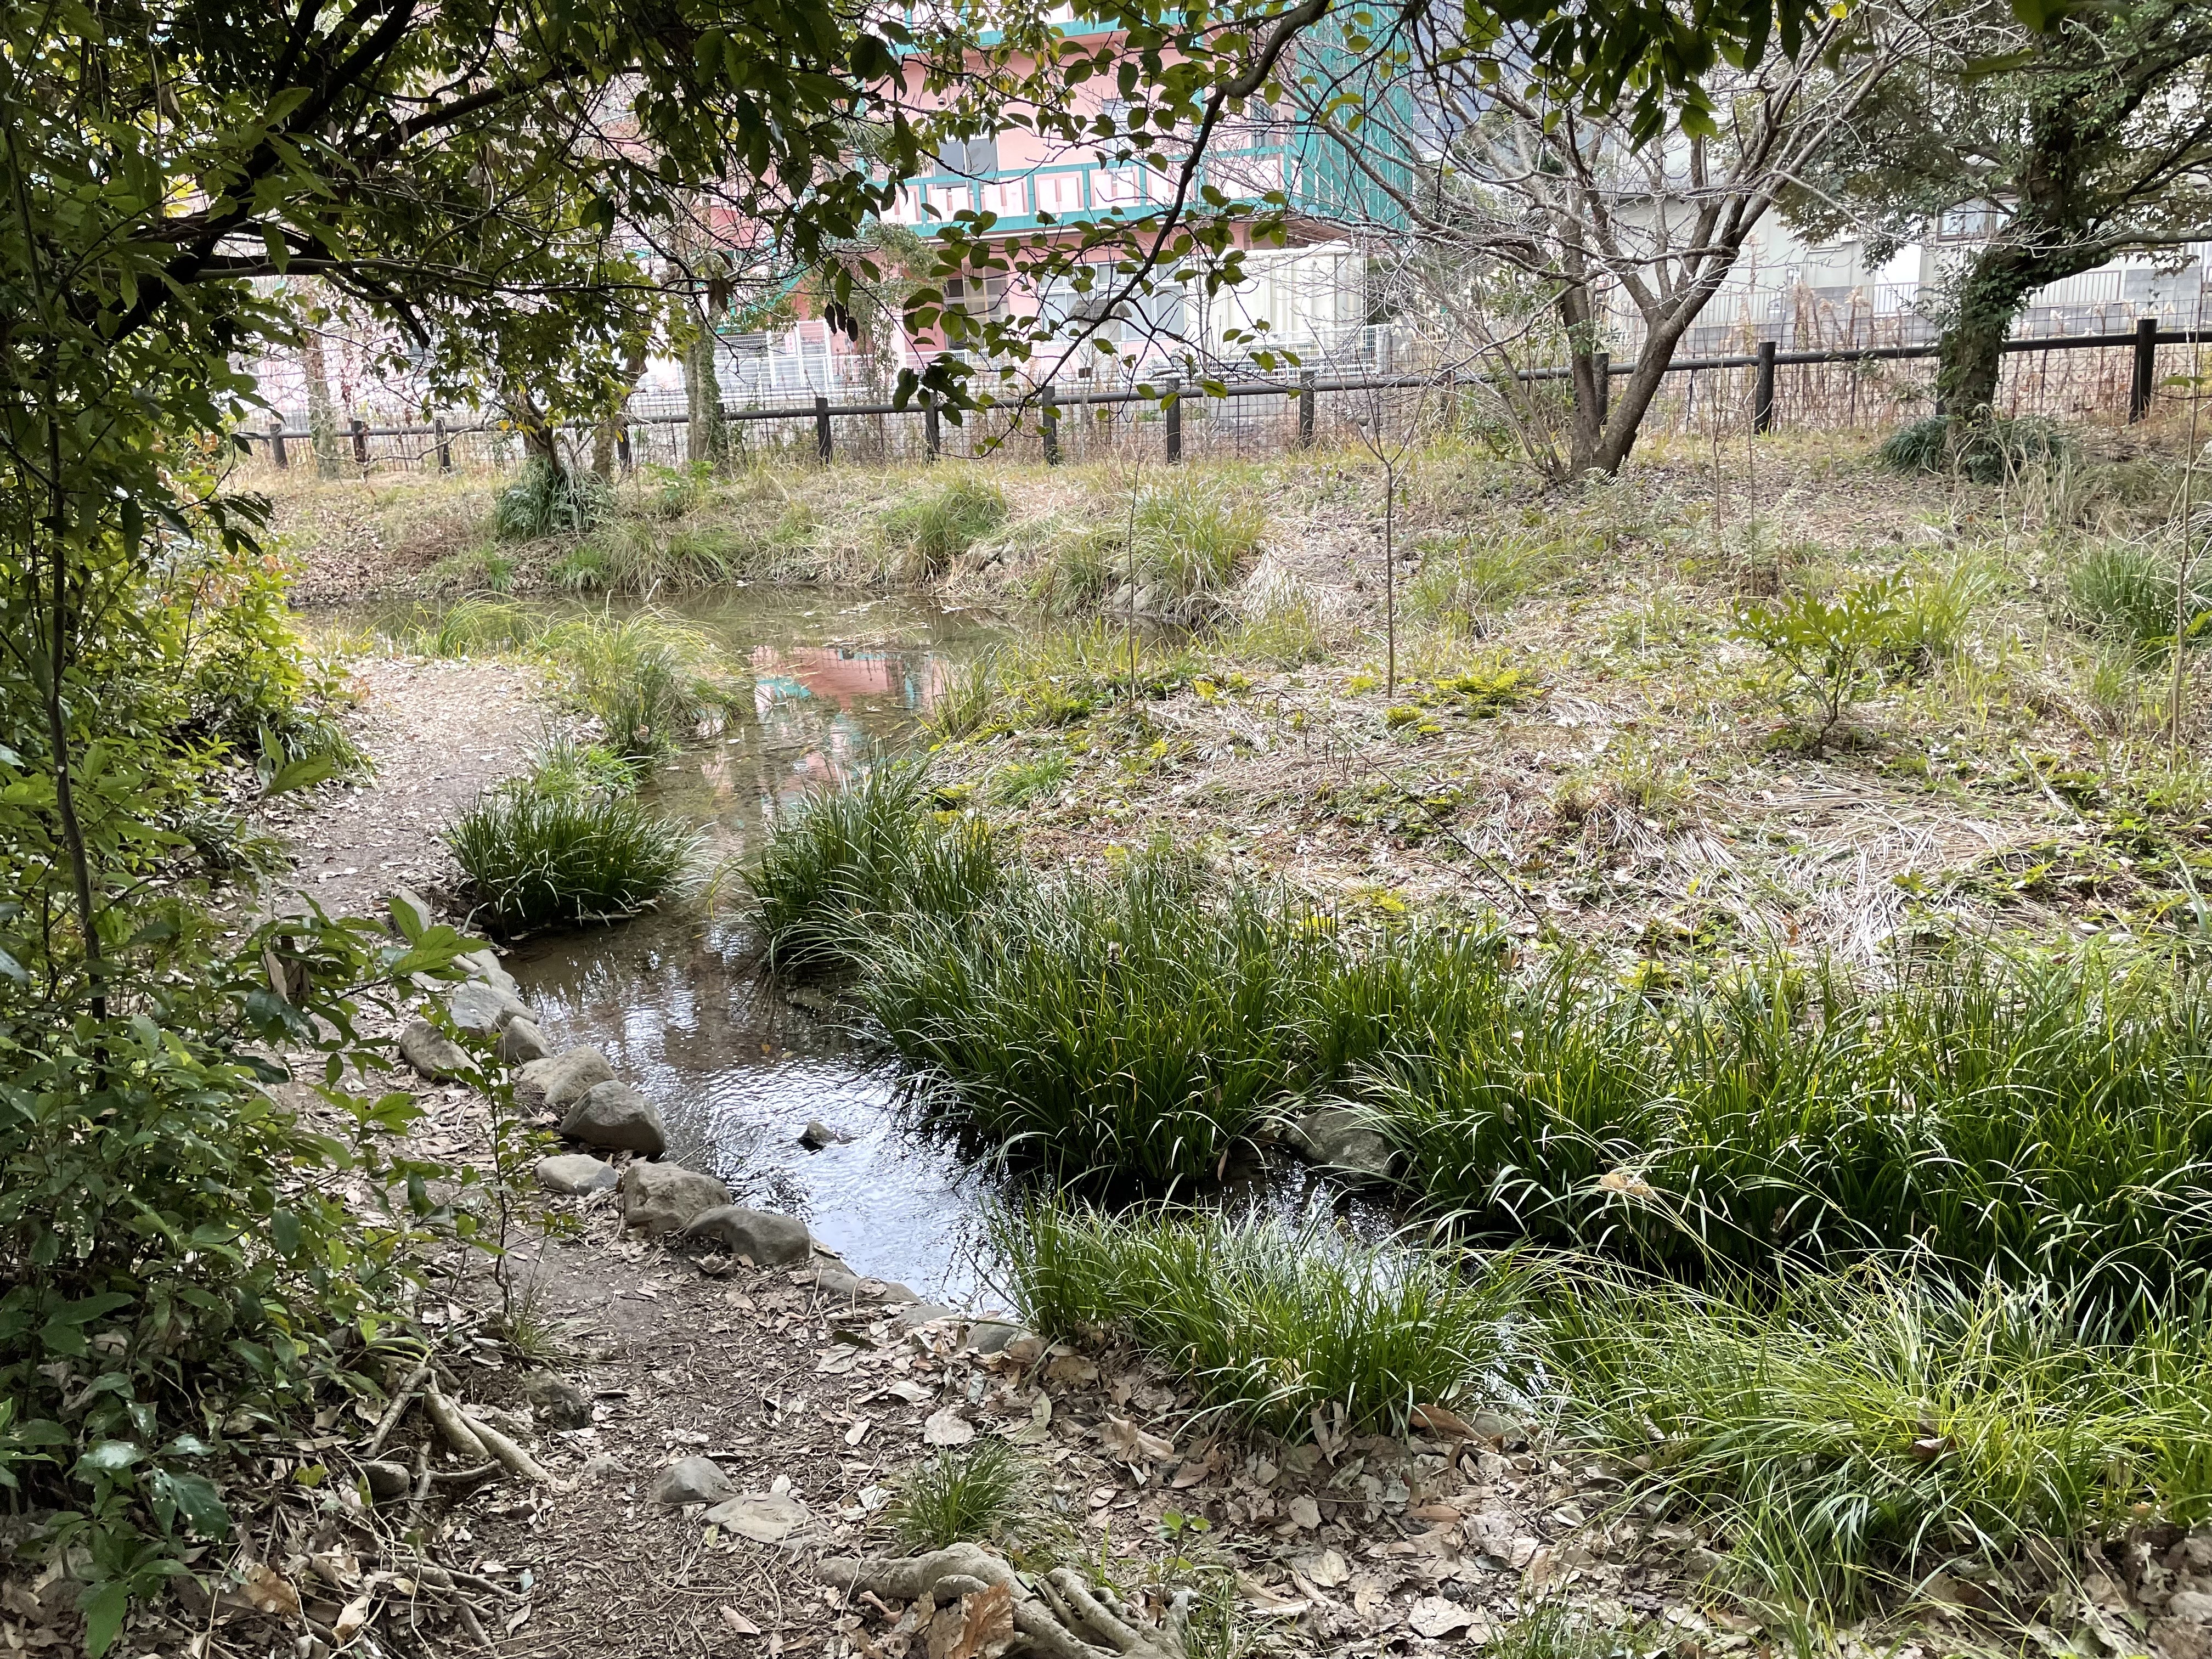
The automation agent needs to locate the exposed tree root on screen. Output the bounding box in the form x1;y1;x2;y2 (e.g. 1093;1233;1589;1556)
817;1546;1189;1659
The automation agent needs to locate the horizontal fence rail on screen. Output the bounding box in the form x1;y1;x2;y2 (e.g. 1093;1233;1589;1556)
242;323;2212;475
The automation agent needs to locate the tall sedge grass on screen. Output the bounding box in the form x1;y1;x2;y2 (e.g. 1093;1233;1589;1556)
879;475;1008;577
1545;1262;2212;1611
926;624;1203;741
884;1441;1039;1551
744;758;998;973
533;611;733;765
1130;477;1263;601
991;1198;1527;1438
1365;948;2212;1312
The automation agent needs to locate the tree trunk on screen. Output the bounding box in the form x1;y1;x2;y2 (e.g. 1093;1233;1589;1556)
508;384;562;474
1938;230;2109;419
301;328;341;480
1556;281;1605;475
684;323;725;470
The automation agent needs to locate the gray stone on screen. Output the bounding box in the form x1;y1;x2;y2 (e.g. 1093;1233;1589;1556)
499;1017;551;1065
398;1019;471;1081
449;979;532;1036
620;1161;732;1236
359;1460;412;1502
523;1370;592;1430
809;1266;918;1306
963;1321;1025;1357
456;946;521;997
650;1455;735;1506
563;1080;668;1156
894;1302;958;1335
704;1492;810;1544
517;1047;615;1114
797;1120;843;1150
388;887;436;940
536;1153;618;1195
684;1205;812;1266
1289;1105;1397;1182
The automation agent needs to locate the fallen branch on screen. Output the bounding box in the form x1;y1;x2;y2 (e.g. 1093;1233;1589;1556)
362;1358;433;1458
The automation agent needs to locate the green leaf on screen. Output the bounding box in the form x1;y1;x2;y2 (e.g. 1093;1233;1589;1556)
153;1469;232;1539
78;1440;144;1473
270;1209;302;1260
80;1582;129;1659
262;754;340;798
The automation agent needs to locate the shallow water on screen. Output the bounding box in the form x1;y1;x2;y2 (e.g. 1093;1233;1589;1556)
503;591;1007;1301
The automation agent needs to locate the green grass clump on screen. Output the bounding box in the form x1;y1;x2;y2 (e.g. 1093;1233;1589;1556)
2066;537;2210;650
534;611;733;765
495;456;613;540
1130;477;1262;602
448;743;699;930
1366;947;2212;1310
1407;531;1567;626
992;1198;1527;1438
864;854;1348;1186
745;759;998;973
394;596;549;658
880;474;1008;577
883;1441;1039;1551
1877;414;2075;484
927;624;1202;741
1547;1263;2212;1611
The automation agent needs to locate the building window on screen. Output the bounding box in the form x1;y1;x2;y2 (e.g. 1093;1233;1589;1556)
934;133;999;177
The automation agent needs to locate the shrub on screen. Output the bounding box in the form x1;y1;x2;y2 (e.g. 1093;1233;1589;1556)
884;1441;1039;1551
494;456;612;540
745;758;1000;972
448;786;699;931
1731;574;1904;742
992;1198;1529;1438
1878;414;2076;484
880;475;1008;577
1545;1263;2212;1611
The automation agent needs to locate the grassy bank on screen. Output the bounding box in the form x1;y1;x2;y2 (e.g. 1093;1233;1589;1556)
987;1200;2212;1625
751;775;2212;1308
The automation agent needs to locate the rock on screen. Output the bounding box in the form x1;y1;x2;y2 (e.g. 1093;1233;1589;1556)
894;1302;958;1335
536;1153;618;1195
449;978;532;1036
703;1492;810;1544
398;1019;471;1081
1289;1105;1396;1182
359;1460;412;1502
456;946;521;997
563;1080;668;1156
388;887;435;940
797;1120;844;1150
619;1161;731;1235
782;985;837;1015
684;1205;811;1265
650;1455;735;1506
500;1017;552;1065
963;1321;1024;1357
517;1047;616;1114
579;1453;623;1482
2155;1594;2212;1659
523;1370;592;1430
809;1266;918;1306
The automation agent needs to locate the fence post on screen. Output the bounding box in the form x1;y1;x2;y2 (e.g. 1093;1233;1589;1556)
1040;382;1060;465
1164;376;1182;465
269;420;288;470
433;417;452;472
922;389;941;461
349;417;369;470
1753;340;1777;434
1594;351;1611;426
1297;369;1316;448
814;395;833;465
2131;315;2159;423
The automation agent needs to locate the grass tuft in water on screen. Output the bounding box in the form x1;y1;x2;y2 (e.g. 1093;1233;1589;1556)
926;624;1203;741
991;1197;1528;1439
883;1440;1039;1553
879;475;1009;577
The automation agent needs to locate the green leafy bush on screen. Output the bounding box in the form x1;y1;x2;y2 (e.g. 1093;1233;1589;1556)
1731;574;1904;741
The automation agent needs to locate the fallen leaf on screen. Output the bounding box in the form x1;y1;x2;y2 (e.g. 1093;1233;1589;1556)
925;1408;976;1446
721;1605;764;1637
332;1592;373;1643
884;1379;934;1405
1408;1502;1463;1522
1045;1355;1098;1386
1408;1596;1477;1639
948;1582;1015;1659
1098;1414;1173;1463
240;1564;301;1618
504;1604;534;1635
1003;1393;1053;1447
1409;1403;1478;1440
845;1418;873;1447
705;1492;812;1544
1297;1548;1350;1588
1285;1494;1322;1530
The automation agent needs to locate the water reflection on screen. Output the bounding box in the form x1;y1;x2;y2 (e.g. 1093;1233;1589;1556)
503;592;1005;1302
